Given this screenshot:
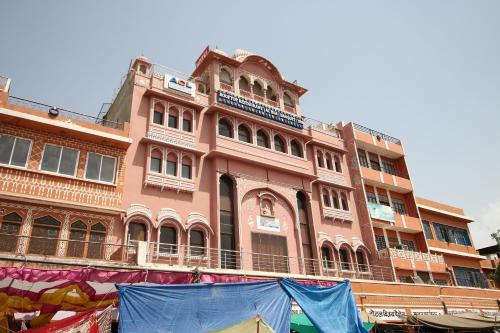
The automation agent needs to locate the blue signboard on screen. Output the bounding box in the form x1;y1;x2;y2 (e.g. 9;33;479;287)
368;202;395;222
217;90;304;129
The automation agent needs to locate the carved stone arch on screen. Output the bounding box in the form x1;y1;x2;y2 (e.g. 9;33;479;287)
241;186;297;223
186;212;213;235
124;204;154;243
157;208;184;230
352;237;371;255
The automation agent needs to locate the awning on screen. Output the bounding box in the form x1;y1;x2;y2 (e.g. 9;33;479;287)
408;315;498;330
290;313;375;333
211;316;275;333
455;312;500;323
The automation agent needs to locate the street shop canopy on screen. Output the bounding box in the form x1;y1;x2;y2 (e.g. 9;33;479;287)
291;313;375;333
118;278;369;333
408;314;499;330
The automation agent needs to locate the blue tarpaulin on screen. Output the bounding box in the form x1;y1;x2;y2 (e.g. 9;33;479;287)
118;279;368;333
280;279;369;333
117;281;291;333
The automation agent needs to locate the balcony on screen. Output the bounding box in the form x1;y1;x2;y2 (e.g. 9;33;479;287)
323;207;353;222
145;125;197;151
353;123;404;157
0;233;136;264
238;89;280;108
378;248;446;273
144;172;195;193
214;135;312;177
317;169;348;187
361;166;413;193
147;243;394;281
305;118;345;152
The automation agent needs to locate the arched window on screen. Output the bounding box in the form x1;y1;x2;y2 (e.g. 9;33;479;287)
322;189;331;207
332;191;340;209
159;225;177;254
150;149;163;173
67;220;87;258
317;151;324;168
166;153;178;176
274;135;286;153
127;222;147;242
266;86;277;101
256;130;270;148
190;229;205;256
334;155;342;172
283;92;294;107
88;223;106;259
239;76;250;92
0;212;22;252
290;140;303;158
253;81;264;97
182;111;192;132
238;124;252;143
168;106;178;129
356;250;367;272
181;156;192;179
341;193;349;211
28;215;61;256
219;68;232;85
325;153;333;170
220;175;235;269
339;248;351;270
297;191;314;274
153;102;165;125
321;246;334;269
218;118;233;138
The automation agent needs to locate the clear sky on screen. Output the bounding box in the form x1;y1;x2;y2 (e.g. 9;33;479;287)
1;1;499;247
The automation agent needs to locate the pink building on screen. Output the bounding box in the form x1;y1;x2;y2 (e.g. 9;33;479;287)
104;49;377;278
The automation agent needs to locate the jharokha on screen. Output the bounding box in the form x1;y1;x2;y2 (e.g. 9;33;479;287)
0;47;498;321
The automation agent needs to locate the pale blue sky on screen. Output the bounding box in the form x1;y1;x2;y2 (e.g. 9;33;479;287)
1;1;499;247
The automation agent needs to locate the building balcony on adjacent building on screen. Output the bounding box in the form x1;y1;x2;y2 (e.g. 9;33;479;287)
378;247;446;273
360;166;412;193
353;123;404;157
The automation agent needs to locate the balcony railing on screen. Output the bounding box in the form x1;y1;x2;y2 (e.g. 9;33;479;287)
238;89;280;108
379;247;445;264
148;242;395;281
353;123;401;145
7;96;124;130
0;233;136;263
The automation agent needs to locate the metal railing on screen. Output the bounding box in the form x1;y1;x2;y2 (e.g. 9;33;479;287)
304;118;342;138
148;242;395;281
0;233;136;263
7;96;124;130
353;123;401;145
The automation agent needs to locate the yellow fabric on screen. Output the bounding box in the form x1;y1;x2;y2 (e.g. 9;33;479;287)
0;316;9;333
211;316;275;333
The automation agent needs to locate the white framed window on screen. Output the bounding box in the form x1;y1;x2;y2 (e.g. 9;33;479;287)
40;144;79;176
0;134;32;168
85;152;117;183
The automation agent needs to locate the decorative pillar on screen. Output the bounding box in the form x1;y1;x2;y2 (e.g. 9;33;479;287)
17;208;33;254
57;213;71;257
105;217;115;260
